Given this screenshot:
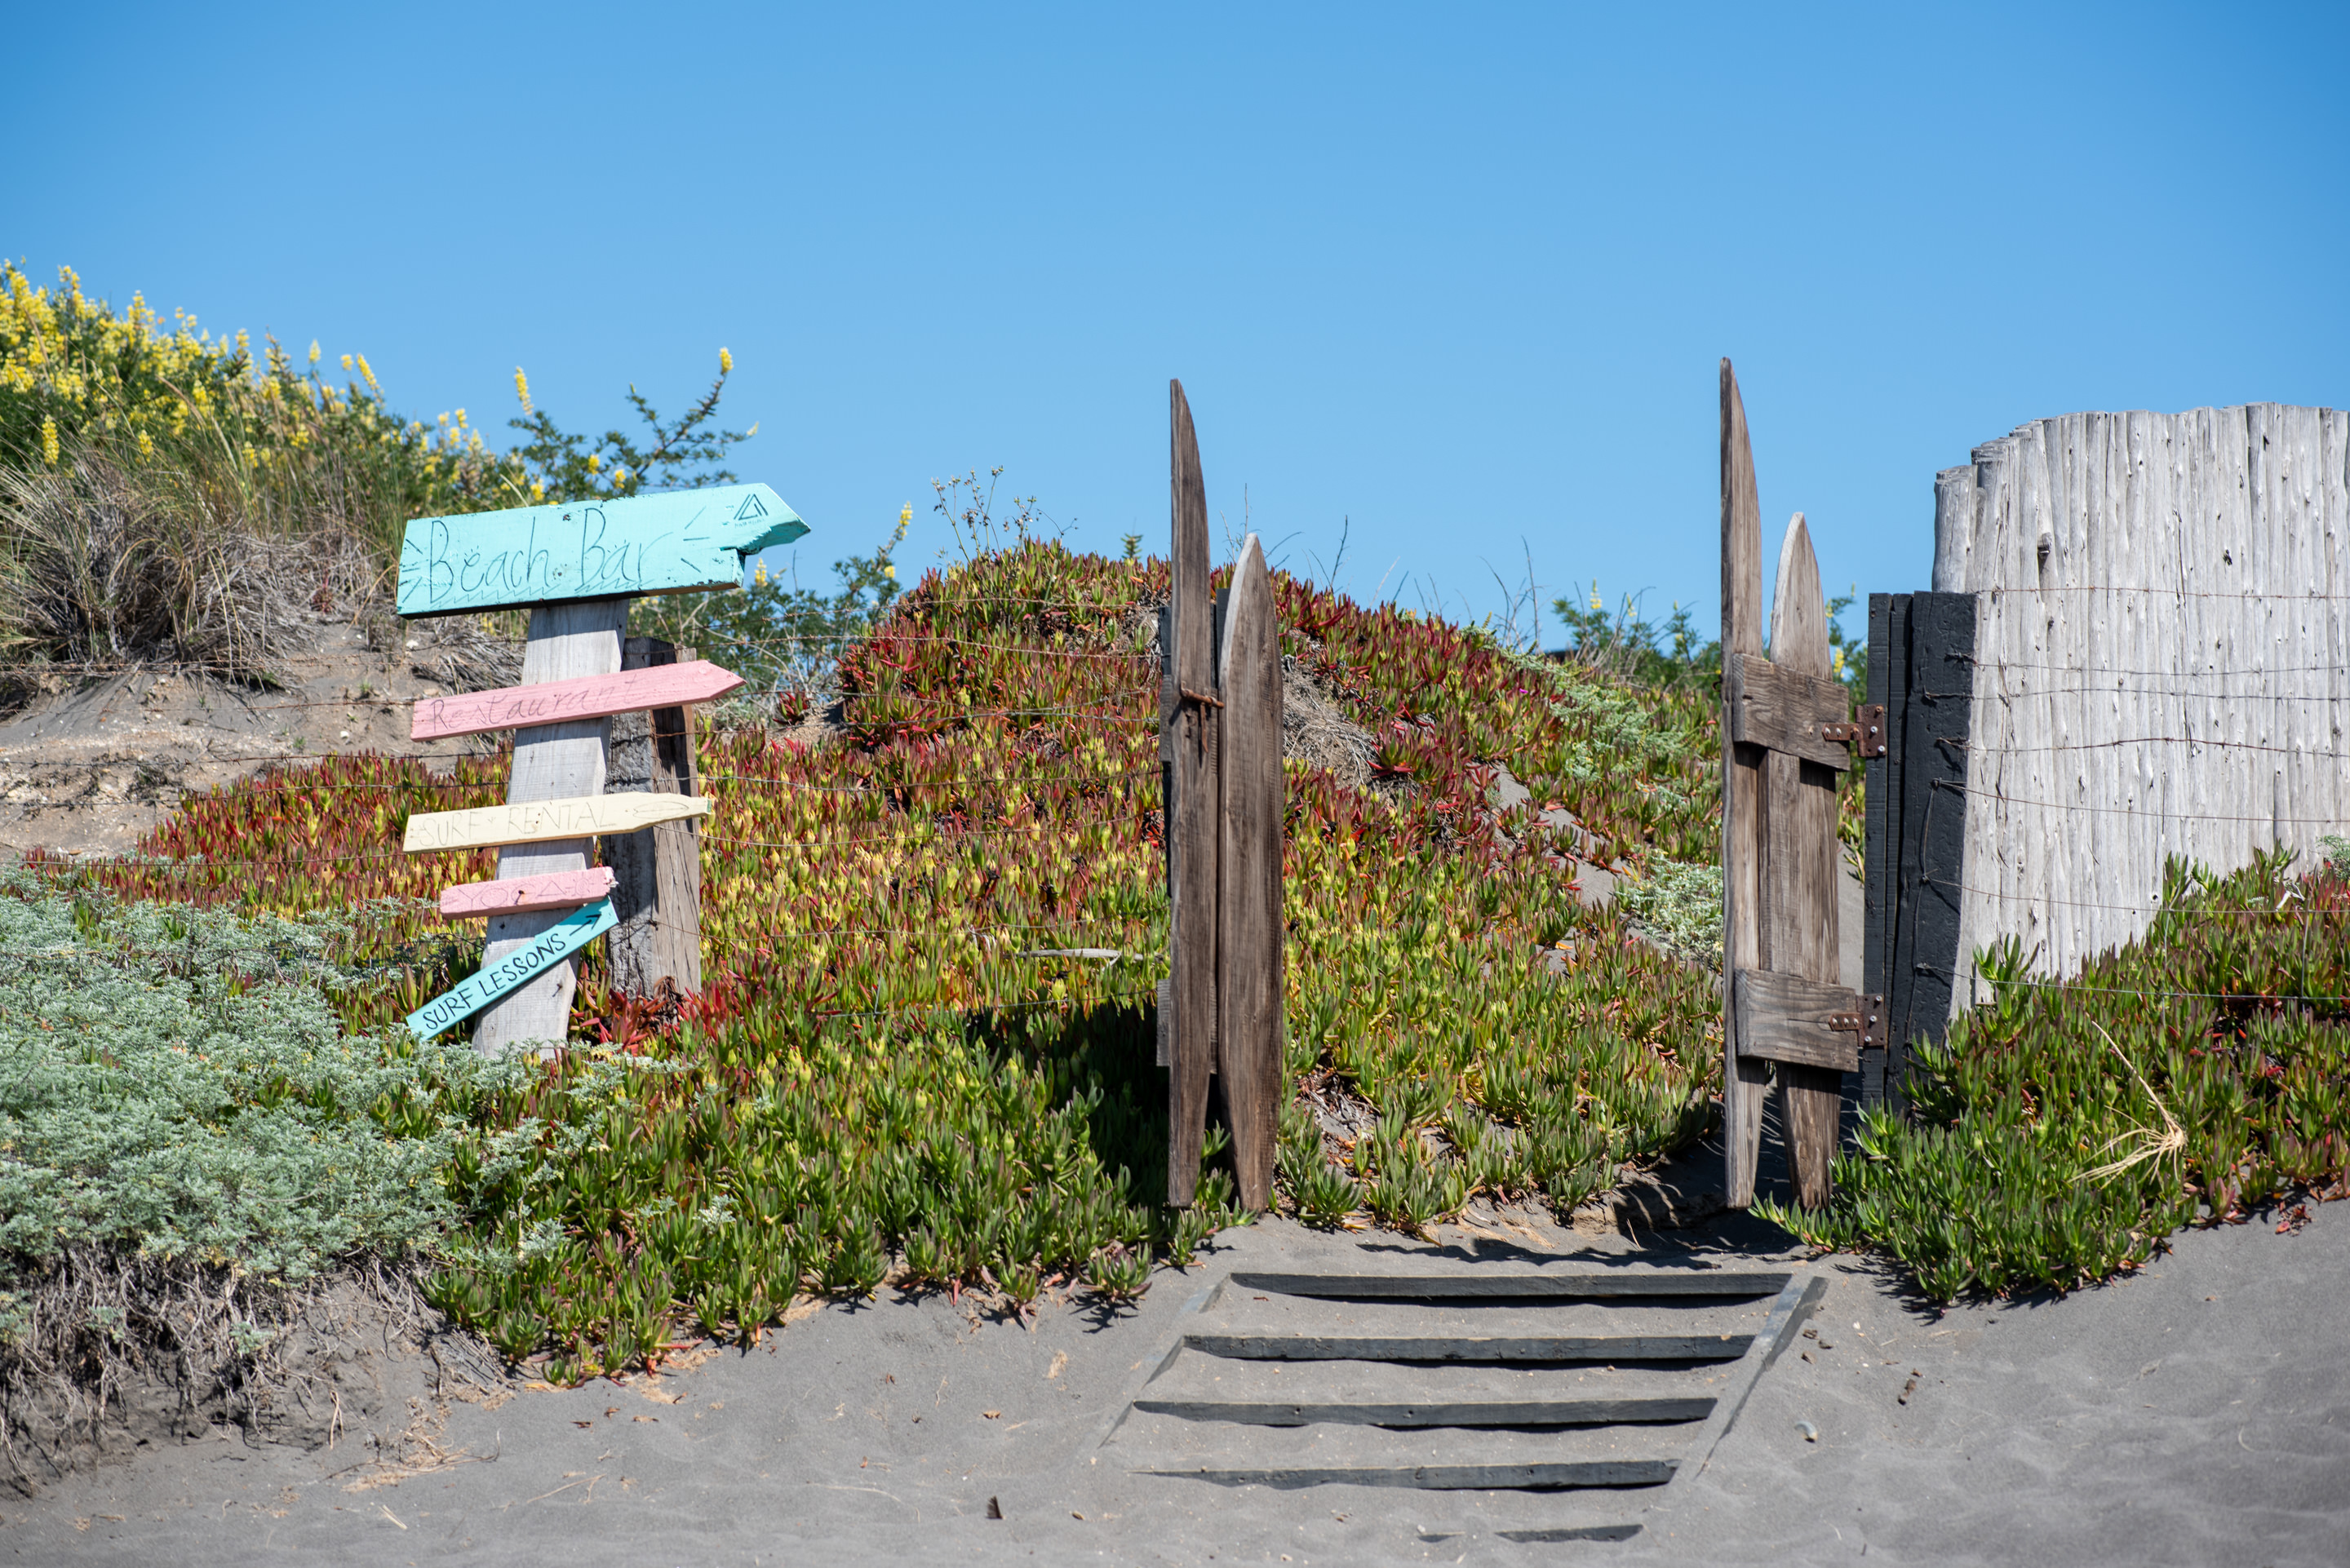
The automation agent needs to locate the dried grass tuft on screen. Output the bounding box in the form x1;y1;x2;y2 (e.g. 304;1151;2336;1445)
0;450;379;680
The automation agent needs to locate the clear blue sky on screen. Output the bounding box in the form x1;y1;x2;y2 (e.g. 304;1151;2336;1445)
7;2;2346;644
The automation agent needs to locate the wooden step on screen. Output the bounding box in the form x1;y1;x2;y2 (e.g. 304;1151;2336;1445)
1228;1269;1789;1302
1135;1350;1737;1415
1184;1329;1753;1365
1125;1419;1684;1491
1131;1393;1713;1428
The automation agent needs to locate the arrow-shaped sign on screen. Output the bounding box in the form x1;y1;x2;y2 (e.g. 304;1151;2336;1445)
404;792;711;854
439;866;619;919
412;659;746;741
407;897;619;1040
396;483;809;618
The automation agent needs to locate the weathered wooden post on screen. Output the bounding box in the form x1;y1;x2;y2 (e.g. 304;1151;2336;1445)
604;636;706;997
393;484;804;1049
1719;360;1884;1207
1720;361;1771;1207
1217;535;1284;1212
1158;382;1284;1211
1162;379;1222;1205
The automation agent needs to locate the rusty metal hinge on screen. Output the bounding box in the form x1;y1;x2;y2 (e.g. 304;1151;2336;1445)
1821;704;1887;759
1825;994;1888;1048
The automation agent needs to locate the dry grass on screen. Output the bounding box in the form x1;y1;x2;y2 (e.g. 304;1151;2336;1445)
0;450;379;680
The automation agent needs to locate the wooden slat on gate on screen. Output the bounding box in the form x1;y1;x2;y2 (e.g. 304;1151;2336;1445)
1719;360;1884;1207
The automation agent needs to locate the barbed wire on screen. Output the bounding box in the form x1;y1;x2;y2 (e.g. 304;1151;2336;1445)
1975;585;2350;601
1927;777;2350;826
1958;685;2350;704
0;759;1159;797
1947;733;2350;761
1917;871;2350;921
1959;654;2350;678
1972;973;2349;1007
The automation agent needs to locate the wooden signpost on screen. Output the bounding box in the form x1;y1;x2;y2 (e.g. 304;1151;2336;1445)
406;898;620;1041
397;485;790;1048
1159;379;1285;1211
411;659;743;741
396;483;807;618
403;791;711;853
441;866;618;919
1718;359;1882;1207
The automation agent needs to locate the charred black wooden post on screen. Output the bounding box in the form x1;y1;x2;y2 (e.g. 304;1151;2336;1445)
603;636;705;996
1163;379;1221;1207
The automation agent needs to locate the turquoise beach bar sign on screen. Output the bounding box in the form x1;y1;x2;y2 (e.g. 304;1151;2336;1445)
396;482;809;618
407;898;620;1040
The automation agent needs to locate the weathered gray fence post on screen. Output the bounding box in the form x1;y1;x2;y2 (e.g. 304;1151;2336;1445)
1163;379;1221;1207
603;636;705;997
1217;535;1284;1212
1720;358;1883;1207
472;599;629;1055
1719;361;1771;1206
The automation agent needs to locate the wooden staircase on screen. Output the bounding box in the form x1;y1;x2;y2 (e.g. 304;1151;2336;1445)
1102;1261;1820;1520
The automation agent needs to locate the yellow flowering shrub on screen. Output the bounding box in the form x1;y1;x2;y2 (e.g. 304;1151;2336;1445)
2;264;750;566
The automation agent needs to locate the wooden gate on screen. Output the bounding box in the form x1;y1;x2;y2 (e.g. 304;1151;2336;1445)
1718;360;1884;1207
1159;379;1284;1211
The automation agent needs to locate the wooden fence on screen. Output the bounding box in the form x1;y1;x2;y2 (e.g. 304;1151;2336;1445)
1867;403;2348;1068
1159;379;1285;1212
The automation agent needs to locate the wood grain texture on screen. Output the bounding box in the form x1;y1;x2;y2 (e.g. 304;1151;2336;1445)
470;598;628;1056
1724;653;1853;769
1128;1397;1714;1428
403;790;709;853
410;658;742;740
409;899;618;1041
1761;514;1842;1208
1133;1460;1678;1491
396;484;808;618
1935;402;2350;1000
603;637;705;997
1164;379;1221;1207
1217;535;1284;1212
1186;1333;1754;1364
1718;360;1770;1208
1731;968;1862;1073
440;866;617;919
1226;1271;1790;1300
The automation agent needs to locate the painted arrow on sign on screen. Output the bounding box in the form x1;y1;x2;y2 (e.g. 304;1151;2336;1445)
439;866;619;919
396;483;809;618
408;897;619;1040
412;659;745;741
403;792;711;854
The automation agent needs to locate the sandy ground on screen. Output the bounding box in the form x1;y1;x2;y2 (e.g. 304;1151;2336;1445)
4;1193;2339;1568
0;618;497;858
2;644;2335;1563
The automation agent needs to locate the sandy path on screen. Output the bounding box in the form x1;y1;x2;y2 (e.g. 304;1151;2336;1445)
4;1200;2340;1566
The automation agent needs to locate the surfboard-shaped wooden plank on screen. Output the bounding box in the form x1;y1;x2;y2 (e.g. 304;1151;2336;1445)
408;898;619;1040
1720;358;1771;1209
396;483;809;618
404;792;710;854
1164;377;1219;1207
439;866;619;919
411;659;743;740
1217;533;1283;1212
